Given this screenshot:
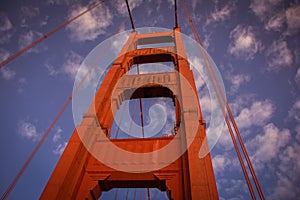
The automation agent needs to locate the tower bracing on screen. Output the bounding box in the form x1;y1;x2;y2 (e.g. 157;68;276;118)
41;28;219;200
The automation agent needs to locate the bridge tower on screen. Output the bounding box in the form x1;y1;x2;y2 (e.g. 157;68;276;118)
41;27;219;200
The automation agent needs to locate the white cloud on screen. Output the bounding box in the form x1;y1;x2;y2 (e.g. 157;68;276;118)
113;0;143;15
250;0;284;20
53;142;67;155
265;12;285;31
62;51;83;79
247;123;291;170
236;99;274;129
0;67;16;80
47;0;73;6
285;4;300;35
0;12;13;44
206;2;236;26
212;154;232;175
289;99;300;123
18;120;40;141
20;6;40;27
45;63;59;76
266;39;293;71
271;143;300;199
295;68;300;87
0;12;12;31
228;25;262;60
18;30;46;53
0;48;9;62
66;4;113;42
52;127;63;142
227;73;251;94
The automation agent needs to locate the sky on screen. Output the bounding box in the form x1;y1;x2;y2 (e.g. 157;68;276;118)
0;0;300;199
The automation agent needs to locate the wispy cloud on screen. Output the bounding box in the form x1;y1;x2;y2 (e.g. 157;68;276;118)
205;2;236;26
226;73;251;94
52;127;63;142
66;4;113;42
266;39;293;71
0;12;13;44
265;11;285;31
285;4;300;36
112;0;143;16
247;123;291;170
18;30;47;53
1;67;16;80
18;120;40;141
236;99;274;129
53;142;67;155
289;99;300;123
228;25;263;60
0;48;10;62
295;68;300;87
62;51;83;79
20;6;41;28
250;0;284;20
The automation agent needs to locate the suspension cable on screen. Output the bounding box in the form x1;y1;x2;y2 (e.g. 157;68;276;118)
180;0;265;199
125;0;135;30
0;0;105;68
0;18;128;200
174;0;179;28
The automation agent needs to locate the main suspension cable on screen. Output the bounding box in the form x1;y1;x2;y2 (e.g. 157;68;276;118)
0;0;105;68
181;0;265;199
0;18;128;200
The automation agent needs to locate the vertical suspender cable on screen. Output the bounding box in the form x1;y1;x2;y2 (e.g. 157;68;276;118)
0;18;129;200
0;0;105;68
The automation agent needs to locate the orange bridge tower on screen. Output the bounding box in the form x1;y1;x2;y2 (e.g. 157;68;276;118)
41;28;219;200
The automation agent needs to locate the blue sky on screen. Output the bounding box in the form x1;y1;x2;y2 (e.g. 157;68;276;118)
0;0;300;199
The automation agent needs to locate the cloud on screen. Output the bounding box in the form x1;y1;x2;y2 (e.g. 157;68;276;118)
270;142;300;199
228;25;262;60
285;4;300;35
53;142;67;155
235;99;274;129
212;154;232;176
112;0;143;15
18;30;47;53
18;120;40;141
265;12;285;31
20;6;40;27
250;0;284;20
66;4;113;42
206;2;236;26
266;39;293;71
295;68;300;87
0;67;16;80
0;12;13;44
247;123;291;170
0;48;10;62
45;63;59;76
289;99;300;122
47;0;74;6
226;73;251;94
52;127;63;142
62;51;83;79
